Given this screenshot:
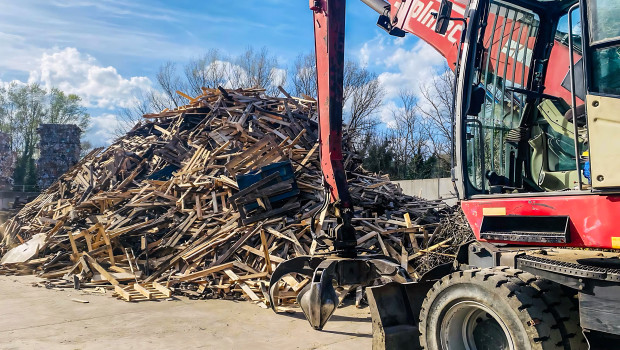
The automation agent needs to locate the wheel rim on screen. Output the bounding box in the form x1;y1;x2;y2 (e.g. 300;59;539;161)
440;300;514;350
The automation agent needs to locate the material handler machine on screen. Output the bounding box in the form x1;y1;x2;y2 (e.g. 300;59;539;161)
268;0;620;348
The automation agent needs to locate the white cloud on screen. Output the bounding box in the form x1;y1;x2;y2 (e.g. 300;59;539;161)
393;36;408;46
28;47;152;109
0;0;277;76
270;67;287;89
380;101;400;129
359;43;371;67
0;47;152;147
356;37;448;130
86;113;121;147
358;35;387;67
0;79;27;90
377;40;446;100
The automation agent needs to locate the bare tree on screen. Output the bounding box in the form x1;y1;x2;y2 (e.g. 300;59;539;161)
115;89;155;137
184;49;229;95
290;52;317;98
156;61;186;108
387;90;431;179
234;47;286;95
287;56;385;147
344;61;385;147
381;68;455;180
417;68;454;158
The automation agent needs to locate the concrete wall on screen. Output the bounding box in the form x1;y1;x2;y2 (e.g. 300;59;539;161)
392;178;458;206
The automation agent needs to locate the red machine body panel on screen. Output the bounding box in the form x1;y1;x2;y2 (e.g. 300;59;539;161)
387;0;579;101
389;0;467;68
462;195;620;249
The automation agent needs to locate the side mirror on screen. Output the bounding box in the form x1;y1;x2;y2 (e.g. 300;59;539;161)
434;0;453;34
466;85;486;116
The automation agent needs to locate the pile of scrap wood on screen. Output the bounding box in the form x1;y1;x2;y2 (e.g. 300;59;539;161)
0;87;471;306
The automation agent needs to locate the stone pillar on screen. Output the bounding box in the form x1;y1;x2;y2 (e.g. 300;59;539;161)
37;124;82;190
0;131;16;190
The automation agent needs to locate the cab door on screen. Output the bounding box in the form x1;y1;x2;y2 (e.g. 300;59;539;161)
582;0;620;188
453;0;488;198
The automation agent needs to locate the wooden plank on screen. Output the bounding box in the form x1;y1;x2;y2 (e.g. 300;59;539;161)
152;281;172;297
176;262;235;282
68;231;80;261
224;269;267;308
259;229;272;273
83;253;119;286
236;271;269;281
194;194;203;219
240;245;285;263
408;238;453;261
134;283;153;299
376;233;389;256
154;124;171;136
211;191;218;213
115;285;133;301
404;213;412;228
98;224;115;265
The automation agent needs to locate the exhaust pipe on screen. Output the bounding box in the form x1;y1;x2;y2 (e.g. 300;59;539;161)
360;0;390;15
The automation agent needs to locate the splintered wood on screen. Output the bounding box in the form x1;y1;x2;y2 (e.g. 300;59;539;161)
0;87;470;306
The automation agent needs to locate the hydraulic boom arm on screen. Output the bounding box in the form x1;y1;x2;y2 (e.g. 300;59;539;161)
311;0;357;257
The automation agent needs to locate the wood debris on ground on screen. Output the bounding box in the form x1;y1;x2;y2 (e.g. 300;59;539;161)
0;87;471;306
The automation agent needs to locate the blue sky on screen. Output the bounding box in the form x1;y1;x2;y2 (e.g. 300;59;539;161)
0;0;446;146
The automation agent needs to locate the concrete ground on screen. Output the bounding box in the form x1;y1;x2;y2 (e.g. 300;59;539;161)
0;276;371;350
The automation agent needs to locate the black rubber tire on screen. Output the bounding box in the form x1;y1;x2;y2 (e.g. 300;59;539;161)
419;267;564;350
498;267;587;350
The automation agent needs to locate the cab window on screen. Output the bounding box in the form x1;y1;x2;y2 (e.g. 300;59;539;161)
587;0;620;96
464;2;589;196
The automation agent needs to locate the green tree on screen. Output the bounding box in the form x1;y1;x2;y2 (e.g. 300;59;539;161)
361;135;396;176
48;88;90;129
0;83;90;190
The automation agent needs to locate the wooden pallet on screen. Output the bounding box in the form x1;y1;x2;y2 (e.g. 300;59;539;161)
114;281;171;302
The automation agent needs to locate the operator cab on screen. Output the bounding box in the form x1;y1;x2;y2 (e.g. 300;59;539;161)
449;0;620;198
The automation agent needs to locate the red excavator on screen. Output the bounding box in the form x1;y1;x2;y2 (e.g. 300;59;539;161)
268;0;620;348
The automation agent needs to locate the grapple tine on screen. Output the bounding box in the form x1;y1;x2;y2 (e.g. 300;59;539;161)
268;256;323;311
297;260;339;329
268;254;414;331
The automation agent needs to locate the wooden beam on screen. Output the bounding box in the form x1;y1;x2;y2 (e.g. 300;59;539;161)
176;262;235;282
83;253;119;286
